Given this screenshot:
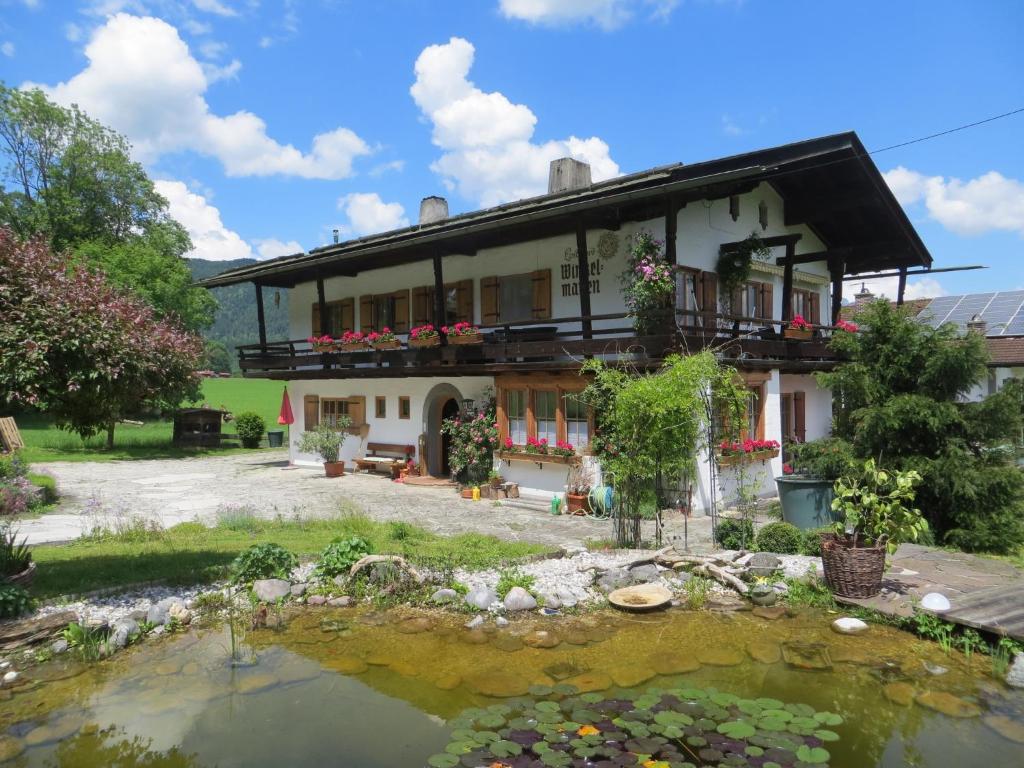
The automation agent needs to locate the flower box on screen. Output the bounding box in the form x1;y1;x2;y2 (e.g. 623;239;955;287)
373;340;402;351
784;328;813;341
340;342;370;352
449;332;483;345
311;344;334;354
409;335;440;348
498;449;578;466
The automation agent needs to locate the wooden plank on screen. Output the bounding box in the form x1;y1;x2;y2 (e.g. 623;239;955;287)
0;417;24;452
943;584;1024;641
575;220;592;340
255;283;267;351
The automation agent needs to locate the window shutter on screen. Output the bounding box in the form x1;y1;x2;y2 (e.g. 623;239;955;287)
481;276;500;324
311;304;321;335
391;289;410;333
760;282;774;320
730;287;742;318
412;286;432;327
359;295;373;333
303;395;319;431
793;391;806;443
531;269;552;319
456;279;474;323
808;293;821;325
697;270;718;326
340;298;354;334
347;396;366;427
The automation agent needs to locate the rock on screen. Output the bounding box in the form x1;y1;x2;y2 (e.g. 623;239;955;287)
647;651;701;675
146;598;180;626
327;596;352;608
332;574;348;588
465;586;498;610
491;634;523;652
153;660;180;676
434;672;462;691
698;647;744;667
883;682;916;706
395;617;432;634
610;664;656;688
920;592;951;612
752;605;787;620
555;587;579;608
544;660;588;681
772;581;789;594
168;602;192;626
462;629;490;645
782;642;833;671
2;671;17;686
707;595;748;612
597;568;631;593
746;641;782;664
832;617;870;635
467;670;531;698
252;579;292;603
747;553;782;578
627;564;662;583
307;595;327;606
149;625;166;637
0;610;76;649
0;735;25;762
916;690;981;718
1005;654;1024;689
431;588;459;604
236;673;280;694
538;592;561;609
523;630;560;649
494;616;509;628
563;671;612;693
503;587;537;612
465;615;485;629
24;719;80;747
50;639;69;655
110;618;139;649
388;660;419;678
923;661;949;676
290;583;308;597
984;714;1024;744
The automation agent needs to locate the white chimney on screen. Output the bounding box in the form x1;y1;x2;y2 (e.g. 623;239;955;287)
419;196;448;225
548;157;592;195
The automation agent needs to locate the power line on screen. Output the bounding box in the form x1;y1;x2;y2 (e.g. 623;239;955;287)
868;107;1024;155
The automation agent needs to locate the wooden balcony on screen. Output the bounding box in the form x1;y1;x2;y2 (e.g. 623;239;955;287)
237;312;840;380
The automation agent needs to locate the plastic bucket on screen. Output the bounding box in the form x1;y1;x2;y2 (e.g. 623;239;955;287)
774;476;840;530
267;430;284;448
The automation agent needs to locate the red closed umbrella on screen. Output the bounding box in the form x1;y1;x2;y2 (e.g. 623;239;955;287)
277;387;295;425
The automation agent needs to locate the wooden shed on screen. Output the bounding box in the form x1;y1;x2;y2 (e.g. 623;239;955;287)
172;408;228;448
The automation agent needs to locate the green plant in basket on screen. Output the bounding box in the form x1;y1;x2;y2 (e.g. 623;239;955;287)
831;459;927;554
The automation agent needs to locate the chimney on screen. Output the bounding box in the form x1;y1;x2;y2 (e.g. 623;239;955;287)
419;196;448;225
966;314;988;335
854;283;874;307
548;157;592;195
332;228;339;244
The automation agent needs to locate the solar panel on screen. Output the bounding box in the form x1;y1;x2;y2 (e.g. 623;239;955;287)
920;296;960;328
983;292;1024;335
1004;312;1024;336
945;293;995;328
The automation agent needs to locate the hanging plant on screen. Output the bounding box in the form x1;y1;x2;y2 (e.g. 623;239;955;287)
622;231;675;335
716;231;772;302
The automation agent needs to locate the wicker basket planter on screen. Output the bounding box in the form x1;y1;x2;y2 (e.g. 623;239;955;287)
4;561;36;589
498;450;578;466
409;335;440;348
784;328;813;341
820;533;886;598
448;332;483;345
311;343;334;354
340;342;370;352
373;340;402;351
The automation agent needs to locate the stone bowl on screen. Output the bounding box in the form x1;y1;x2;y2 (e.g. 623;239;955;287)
608;583;673;612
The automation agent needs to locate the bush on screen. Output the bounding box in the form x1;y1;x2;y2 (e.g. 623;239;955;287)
799;528;829;556
230;543;297;583
313;536;372;581
0;479;34;518
0;524;31;576
0;452;27;480
754;522;802;554
787;438;856;481
714;518;754;550
234;411;266;449
298;423;349;463
0;584;34;619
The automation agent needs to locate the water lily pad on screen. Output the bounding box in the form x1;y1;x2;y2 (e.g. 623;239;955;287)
814;729;840;742
490;739;523;757
427;754;460;767
796;744;831;764
717;721;756;739
813;711;843;726
444;740;477;755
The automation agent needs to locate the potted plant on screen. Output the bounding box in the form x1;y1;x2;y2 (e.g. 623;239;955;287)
368;327;401;350
307;334;335;353
339;331;369;352
487;469;503;489
444;321;483;345
298;420;352;477
749;576;777;607
409;324;441;348
0;524;34;588
565;464;590;515
822;459;927;598
784;314;813;340
775;438;853;530
234;411;266;449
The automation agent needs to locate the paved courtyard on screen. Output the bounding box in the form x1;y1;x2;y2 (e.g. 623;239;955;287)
22;452;718;550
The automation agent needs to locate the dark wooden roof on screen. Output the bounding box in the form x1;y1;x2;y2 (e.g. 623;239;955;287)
198;131;931;289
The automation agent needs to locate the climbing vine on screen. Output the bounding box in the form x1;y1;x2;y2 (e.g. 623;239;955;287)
622;231;675;335
716;231;771;310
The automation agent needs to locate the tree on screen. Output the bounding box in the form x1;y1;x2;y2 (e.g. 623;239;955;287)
818;301;1024;553
0;229;203;448
0;84;215;331
204;340;234;374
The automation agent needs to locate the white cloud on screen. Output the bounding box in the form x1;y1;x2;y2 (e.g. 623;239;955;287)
30;14;372;180
65;23;84;42
199;39;227;59
369;159;405;177
853;275;947;303
202;58;242;83
191;0;236;16
155;179;254;261
884;166;1024;237
1;42;14;58
410;37;619;206
498;0;679;29
337;193;409;237
252;238;303;260
721;114;743;136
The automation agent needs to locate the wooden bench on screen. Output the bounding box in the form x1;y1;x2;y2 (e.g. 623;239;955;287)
0;417;24;454
354;443;415;478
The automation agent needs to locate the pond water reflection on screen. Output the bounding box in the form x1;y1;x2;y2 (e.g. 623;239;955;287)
0;607;1021;767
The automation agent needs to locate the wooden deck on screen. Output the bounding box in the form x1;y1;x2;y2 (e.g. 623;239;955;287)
941;584;1024;640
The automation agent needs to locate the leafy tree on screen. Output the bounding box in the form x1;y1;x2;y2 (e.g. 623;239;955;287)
0;229;203;448
0;84;215;331
204;340;234;374
818;301;1024;553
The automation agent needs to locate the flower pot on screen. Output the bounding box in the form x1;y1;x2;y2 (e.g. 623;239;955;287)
449;332;483;345
717;454;739;467
373;340;402;350
340;342;370;352
409;336;440;348
324;461;345;478
749;587;777;607
4;561;35;589
460;488;474;499
784;328;813;341
311;344;334;354
266;430;284;448
820;533;886;598
775;475;840;530
566;493;590;516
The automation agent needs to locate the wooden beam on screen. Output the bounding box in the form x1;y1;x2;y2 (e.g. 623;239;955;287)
720;233;801;253
896;266;907;306
776;240;904;266
255;283;268;351
829;257;845;325
783;190;878;226
432;252;447;342
841;265;987;281
781;242;795;322
315;275;327;330
575;220;593;340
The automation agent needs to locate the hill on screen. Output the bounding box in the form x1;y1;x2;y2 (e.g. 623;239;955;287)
188;258;290;370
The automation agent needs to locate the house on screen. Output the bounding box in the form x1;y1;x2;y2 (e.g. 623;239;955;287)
197;132;930;512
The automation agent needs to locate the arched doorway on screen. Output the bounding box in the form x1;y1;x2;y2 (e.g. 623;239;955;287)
422;383;465;477
439;398;460;476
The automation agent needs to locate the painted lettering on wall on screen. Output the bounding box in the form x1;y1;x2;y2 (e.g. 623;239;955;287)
559;232;619;298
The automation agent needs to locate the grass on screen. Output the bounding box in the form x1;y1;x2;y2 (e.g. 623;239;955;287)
13;378;289;463
29;510;550;601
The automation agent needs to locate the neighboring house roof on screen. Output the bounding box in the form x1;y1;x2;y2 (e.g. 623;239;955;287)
987;337;1024;367
840;296;929;321
197;130;932;289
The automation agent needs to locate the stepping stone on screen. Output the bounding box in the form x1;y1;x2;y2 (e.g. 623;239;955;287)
610;665;656;688
984;714;1024;744
752;605;787;620
467;671;531;698
396;617;432;634
647;651;701;675
746;641;781;664
915;690;981;718
697;647;744;667
235;673;279;694
832;617;869;635
523;630;560;648
325;655;368;675
0;735;24;762
24;719;80;747
461;629;490;645
434;673;462;691
883;682;916;706
563;671;613;693
781;642;833;671
491;634;523;652
544;660;588;681
388;661;418;678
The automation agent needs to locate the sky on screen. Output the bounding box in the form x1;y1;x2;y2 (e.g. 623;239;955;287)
1;0;1022;301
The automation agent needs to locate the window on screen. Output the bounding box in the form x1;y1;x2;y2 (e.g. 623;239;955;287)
360;291;409;333
733;281;772;320
563;393;589;449
373;295;396;331
375;396;387;419
713;374;767;443
506;390;527;444
411;280;473;327
398;396;411;420
498;274;535;323
311;298;354;337
746;387;763;440
792;289;821;324
481;270;551;324
534;391;557;445
322;397;365;430
677;269;698;326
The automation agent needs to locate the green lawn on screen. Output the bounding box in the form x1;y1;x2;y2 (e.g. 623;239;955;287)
14;378;290;463
30;513;549;600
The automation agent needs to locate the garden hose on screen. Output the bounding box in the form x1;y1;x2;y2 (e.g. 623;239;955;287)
587;485;614;519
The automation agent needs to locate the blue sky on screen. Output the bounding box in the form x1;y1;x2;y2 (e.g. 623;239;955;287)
1;0;1022;299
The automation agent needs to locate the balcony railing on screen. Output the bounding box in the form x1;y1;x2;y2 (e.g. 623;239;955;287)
236;311;839;378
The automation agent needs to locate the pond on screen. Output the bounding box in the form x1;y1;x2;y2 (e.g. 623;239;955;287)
0;607;1021;767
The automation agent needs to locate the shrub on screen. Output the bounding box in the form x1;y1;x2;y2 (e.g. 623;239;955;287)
754;522;802;554
0;452;27;480
714;518;754;550
787;438;856;481
298;423;349;463
0;584;33;619
0;479;34;518
496;568;535;598
313;537;372;581
0;524;31;576
682;574;712;610
230;543;297;584
799;528;829;556
234;411;266;449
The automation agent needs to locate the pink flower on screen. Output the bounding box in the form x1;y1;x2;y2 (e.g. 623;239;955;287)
783;463;794;475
